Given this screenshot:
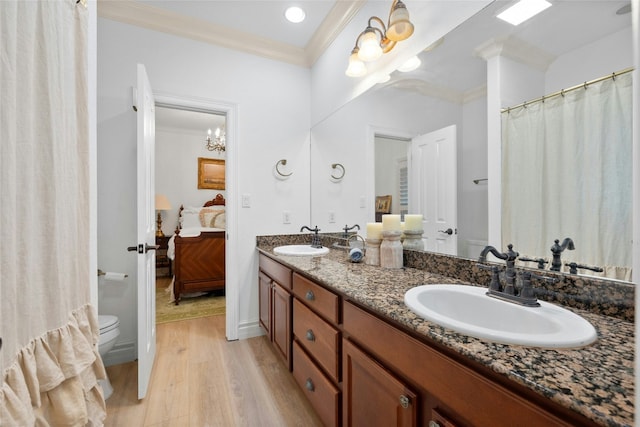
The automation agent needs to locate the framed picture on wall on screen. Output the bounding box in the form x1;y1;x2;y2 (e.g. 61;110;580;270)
375;195;392;213
198;157;225;190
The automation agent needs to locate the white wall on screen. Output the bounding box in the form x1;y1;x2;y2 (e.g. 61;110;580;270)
545;27;633;93
155;126;226;234
97;18;311;363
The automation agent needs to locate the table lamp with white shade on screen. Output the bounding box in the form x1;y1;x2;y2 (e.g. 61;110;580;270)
155;194;172;237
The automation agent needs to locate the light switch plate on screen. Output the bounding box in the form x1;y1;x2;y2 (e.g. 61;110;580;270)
328;211;336;223
242;194;251;208
282;211;291;224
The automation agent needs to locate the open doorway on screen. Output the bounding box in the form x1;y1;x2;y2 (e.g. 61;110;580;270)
154;105;227;324
374;134;411;221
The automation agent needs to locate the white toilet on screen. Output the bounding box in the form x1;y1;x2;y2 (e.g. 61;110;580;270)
98;314;120;399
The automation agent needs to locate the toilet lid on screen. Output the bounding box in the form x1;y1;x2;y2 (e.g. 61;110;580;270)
99;315;119;332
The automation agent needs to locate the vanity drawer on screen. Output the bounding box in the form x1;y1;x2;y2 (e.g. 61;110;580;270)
292;272;339;323
259;253;292;289
293;341;340;427
293;298;341;382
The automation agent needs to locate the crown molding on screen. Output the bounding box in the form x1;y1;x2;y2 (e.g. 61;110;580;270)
304;0;366;67
98;0;363;68
473;36;556;71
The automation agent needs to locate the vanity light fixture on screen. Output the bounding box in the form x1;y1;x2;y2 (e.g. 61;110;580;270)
205;126;226;153
345;0;415;77
497;0;551;26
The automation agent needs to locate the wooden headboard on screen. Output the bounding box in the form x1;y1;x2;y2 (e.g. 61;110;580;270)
203;193;226;207
175;194;226;233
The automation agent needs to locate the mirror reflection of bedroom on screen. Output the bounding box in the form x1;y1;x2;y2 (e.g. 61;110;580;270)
154;106;227;324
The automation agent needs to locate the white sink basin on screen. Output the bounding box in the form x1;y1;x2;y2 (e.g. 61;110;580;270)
273;245;330;256
404;284;597;348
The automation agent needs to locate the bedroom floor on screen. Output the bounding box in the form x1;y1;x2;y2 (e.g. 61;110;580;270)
103;315;323;426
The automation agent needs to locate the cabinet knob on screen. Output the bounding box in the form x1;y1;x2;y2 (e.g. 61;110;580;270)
305;290;315;301
305;378;315;392
428;422;440;427
399;395;410;409
306;329;315;341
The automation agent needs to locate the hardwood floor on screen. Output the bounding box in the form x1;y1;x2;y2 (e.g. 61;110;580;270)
104;315;323;426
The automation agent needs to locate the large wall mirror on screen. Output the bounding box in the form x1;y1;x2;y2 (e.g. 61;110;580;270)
310;0;633;283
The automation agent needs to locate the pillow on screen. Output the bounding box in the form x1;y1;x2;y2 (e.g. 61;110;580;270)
199;207;225;228
180;211;201;229
210;211;226;229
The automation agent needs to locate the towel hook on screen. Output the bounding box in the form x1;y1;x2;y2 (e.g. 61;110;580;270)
275;159;293;177
331;163;345;180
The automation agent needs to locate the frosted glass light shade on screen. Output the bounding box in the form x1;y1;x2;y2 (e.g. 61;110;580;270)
387;3;414;41
346;51;367;77
358;30;383;62
397;56;421;72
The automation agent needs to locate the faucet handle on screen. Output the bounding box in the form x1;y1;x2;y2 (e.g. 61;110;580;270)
477;264;501;292
519;256;548;269
565;262;603;274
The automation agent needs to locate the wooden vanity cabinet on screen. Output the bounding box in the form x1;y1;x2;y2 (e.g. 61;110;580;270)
257;253;598;427
258;254;293;369
343;338;417;427
342;301;598;427
291;272;342;427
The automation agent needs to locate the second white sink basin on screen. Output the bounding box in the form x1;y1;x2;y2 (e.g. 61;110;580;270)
404;284;597;348
274;245;330;256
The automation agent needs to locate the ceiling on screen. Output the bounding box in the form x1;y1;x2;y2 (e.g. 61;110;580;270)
101;0;633;132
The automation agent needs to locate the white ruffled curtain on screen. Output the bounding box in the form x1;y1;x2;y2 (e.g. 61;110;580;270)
502;72;633;281
1;1;106;425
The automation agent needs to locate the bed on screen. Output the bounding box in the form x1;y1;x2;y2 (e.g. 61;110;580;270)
167;194;226;305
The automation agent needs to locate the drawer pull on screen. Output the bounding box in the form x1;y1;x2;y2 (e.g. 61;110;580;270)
305;378;315;392
305;329;315;341
428;422;440;427
399;395;410;409
305;290;315;301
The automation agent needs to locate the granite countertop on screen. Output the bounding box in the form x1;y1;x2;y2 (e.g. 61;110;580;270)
257;244;634;427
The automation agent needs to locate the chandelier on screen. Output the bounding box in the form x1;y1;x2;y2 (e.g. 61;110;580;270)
345;0;415;77
205;126;226;153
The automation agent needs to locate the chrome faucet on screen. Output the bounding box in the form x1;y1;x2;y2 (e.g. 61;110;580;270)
300;225;322;248
550;238;575;271
342;224;360;238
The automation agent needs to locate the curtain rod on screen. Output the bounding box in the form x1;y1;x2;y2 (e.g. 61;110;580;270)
501;67;634;113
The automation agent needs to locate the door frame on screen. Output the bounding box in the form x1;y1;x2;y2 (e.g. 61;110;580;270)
366;125;414;222
154;92;239;341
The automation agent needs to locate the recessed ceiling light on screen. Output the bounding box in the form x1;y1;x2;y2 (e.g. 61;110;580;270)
398;56;421;72
285;6;305;23
497;0;552;26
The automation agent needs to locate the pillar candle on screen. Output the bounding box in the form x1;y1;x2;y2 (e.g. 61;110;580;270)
381;214;401;232
404;214;423;231
366;222;383;240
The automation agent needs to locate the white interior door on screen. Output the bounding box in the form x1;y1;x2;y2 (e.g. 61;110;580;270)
410;125;458;255
135;64;157;399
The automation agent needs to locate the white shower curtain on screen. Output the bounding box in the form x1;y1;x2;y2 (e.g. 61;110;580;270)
502;72;633;281
1;1;106;425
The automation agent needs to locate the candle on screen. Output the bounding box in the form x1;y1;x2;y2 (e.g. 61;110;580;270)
381;214;401;232
404;214;423;231
366;222;383;240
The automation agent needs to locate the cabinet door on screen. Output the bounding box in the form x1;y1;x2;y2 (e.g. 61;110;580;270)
272;282;292;369
258;271;272;339
343;338;417;427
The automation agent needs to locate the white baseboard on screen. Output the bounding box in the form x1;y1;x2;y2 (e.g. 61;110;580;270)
236;320;264;340
102;341;135;367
